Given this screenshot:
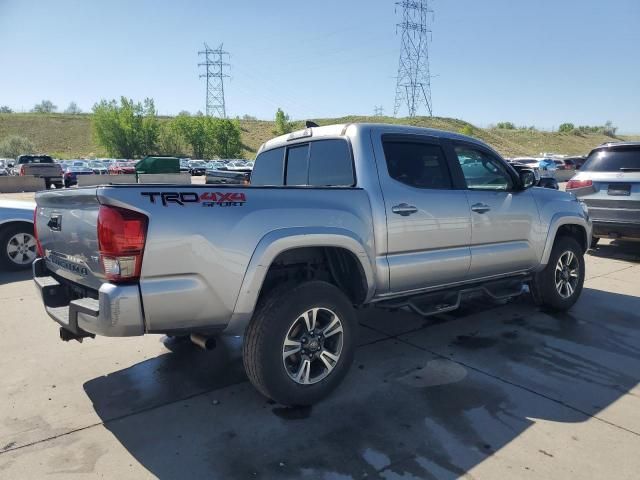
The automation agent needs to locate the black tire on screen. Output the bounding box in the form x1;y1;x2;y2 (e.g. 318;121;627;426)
533;236;585;311
0;223;37;271
243;281;357;406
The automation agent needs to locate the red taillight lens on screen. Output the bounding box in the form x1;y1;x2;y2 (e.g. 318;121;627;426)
97;205;148;282
19;165;25;175
566;179;593;190
33;208;44;257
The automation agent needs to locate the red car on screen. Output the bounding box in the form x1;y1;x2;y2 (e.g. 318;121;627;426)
108;161;136;174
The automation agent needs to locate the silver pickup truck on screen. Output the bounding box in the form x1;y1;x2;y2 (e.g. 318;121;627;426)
33;123;592;405
14;154;64;189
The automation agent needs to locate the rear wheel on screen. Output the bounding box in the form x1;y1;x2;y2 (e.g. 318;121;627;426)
243;281;357;406
532;236;585;311
0;224;37;270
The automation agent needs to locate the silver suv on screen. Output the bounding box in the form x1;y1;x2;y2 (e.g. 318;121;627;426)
567;142;640;244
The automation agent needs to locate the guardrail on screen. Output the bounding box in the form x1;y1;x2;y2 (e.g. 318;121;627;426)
0;176;46;193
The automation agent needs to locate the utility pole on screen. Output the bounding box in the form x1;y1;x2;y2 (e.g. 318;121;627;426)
374;105;385;117
393;0;434;117
198;43;229;118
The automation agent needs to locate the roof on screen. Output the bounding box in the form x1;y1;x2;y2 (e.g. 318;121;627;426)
259;122;490;153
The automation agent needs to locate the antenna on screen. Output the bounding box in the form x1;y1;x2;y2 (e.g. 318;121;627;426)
198;43;230;117
393;0;434;117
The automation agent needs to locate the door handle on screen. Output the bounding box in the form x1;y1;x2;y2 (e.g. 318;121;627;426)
470;203;491;214
392;203;418;216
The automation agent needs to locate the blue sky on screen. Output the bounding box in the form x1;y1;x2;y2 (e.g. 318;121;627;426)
0;0;638;132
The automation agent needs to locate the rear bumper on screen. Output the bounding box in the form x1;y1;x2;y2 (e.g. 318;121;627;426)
33;257;145;337
592;220;640;240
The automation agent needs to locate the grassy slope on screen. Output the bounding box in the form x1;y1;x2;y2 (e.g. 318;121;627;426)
1;113;636;159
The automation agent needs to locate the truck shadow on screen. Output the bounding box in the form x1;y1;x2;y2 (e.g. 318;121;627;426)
83;288;640;479
0;268;32;286
588;240;640;263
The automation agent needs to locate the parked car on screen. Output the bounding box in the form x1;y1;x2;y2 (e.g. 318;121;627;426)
554;159;576;171
566;142;640;244
188;160;208;176
0;199;35;270
566;156;587;170
0;160;8;176
13;154;63;189
508;158;559;189
63;166;94;188
89;161;108;175
33;123;591;406
108;161;136;174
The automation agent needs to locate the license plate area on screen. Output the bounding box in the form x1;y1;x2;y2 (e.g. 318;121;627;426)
608;183;631;196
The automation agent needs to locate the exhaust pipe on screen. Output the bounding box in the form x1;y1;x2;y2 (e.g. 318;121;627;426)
190;333;217;350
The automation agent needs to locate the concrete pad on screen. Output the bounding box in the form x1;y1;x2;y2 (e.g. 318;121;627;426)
1;339;639;479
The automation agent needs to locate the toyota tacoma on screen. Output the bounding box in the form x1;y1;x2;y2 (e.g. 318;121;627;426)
33;123;592;405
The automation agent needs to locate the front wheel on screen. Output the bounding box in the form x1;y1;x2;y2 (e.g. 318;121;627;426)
243;281;357;406
532;236;585;311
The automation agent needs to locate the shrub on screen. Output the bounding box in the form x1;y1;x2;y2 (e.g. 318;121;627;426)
496;122;515;130
558;123;575;133
460;125;474;136
0;135;35;158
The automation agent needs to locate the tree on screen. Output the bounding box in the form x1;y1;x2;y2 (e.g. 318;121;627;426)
64;101;82;114
602;121;617;138
178;110;191;116
92;97;160;158
558;123;575;133
0;135;35;158
0;106;12;113
242;114;257;121
496;121;515;130
31;100;57;113
273;108;292;135
211;118;243;158
174;114;215;158
157;121;186;156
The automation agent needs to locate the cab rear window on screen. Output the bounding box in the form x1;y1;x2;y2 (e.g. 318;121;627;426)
251;139;354;187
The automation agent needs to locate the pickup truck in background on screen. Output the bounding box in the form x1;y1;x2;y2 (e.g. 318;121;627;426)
33;123;592;405
14;154;63;189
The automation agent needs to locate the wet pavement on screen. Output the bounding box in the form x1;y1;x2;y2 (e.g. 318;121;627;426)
0;240;639;479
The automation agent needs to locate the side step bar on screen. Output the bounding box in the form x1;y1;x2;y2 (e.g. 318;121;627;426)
378;277;530;318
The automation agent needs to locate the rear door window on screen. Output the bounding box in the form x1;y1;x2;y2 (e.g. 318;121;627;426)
382;140;453;189
251;147;285;185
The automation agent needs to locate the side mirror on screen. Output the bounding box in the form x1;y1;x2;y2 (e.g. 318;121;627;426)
519;169;536;189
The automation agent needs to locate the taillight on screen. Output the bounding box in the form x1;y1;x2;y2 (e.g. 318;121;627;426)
33;208;44;257
97;205;148;282
19;165;25;176
566;179;593;190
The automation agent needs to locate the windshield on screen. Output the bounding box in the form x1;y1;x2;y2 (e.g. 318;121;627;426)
582;147;640;172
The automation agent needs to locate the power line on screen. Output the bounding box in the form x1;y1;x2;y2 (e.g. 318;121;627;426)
198;43;229;117
374;105;385;116
393;0;434;117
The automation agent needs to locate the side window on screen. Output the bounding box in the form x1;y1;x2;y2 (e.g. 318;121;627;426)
382;140;453;189
251;147;285;185
308;140;354;186
454;146;513;191
285;144;309;185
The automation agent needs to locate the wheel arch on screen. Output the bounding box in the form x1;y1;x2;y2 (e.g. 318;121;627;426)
540;213;590;266
226;227;376;335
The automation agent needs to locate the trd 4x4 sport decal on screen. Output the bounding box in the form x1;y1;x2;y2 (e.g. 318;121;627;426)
141;191;246;207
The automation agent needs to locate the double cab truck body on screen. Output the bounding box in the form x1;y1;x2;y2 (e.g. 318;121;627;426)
33;123;591;404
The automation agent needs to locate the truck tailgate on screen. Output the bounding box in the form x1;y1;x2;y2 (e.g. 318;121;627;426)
23;163;61;177
35;188;104;291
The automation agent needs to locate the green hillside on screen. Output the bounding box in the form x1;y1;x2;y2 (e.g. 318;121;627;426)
0;113;636;159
